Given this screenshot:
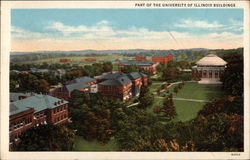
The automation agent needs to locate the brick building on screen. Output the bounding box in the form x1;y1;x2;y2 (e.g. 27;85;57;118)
9;93;69;145
59;59;71;63
97;72;148;102
52;76;97;100
118;60;159;74
135;56;147;61
152;54;173;64
83;58;96;62
192;54;227;84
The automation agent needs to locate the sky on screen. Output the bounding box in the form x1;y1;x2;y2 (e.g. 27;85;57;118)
11;9;243;52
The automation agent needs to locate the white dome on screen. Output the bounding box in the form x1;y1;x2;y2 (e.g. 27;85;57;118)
196;54;227;66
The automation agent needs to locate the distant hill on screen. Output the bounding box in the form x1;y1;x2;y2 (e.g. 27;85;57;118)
11;48;209;55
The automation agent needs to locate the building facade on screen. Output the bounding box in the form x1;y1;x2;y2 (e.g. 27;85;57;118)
52;76;97;100
97;72;148;102
192;54;227;84
9;94;69;146
152;54;173;64
118;60;159;74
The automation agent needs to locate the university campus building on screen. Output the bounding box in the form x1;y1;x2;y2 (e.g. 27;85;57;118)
152;54;173;64
9;93;69;146
52;76;97;100
119;54;173;75
96;72;148;102
118;60;159;74
192;54;227;84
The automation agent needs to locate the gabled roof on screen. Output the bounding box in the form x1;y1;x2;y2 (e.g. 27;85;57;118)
68;76;95;84
126;72;142;80
100;72;127;80
64;82;90;92
138;72;148;78
99;76;131;86
10;94;68;115
196;54;227;66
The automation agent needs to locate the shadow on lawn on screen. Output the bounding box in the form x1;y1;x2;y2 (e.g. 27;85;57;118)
203;85;224;101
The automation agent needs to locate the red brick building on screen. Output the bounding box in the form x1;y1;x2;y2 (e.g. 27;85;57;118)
97;72;148;102
135;56;147;61
9;94;69;145
59;59;71;63
118;60;159;74
152;54;173;64
84;58;96;62
192;54;227;84
52;76;97;100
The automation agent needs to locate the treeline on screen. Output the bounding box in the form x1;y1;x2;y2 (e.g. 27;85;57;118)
10;53;112;63
10;62;113;93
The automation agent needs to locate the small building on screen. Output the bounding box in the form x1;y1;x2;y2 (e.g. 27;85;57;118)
152;54;173;64
84;58;96;62
60;59;71;63
118;60;159;74
9;94;69;145
52;76;97;100
192;54;227;84
135;56;147;61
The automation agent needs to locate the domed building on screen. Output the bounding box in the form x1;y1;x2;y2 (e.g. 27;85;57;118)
192;54;227;84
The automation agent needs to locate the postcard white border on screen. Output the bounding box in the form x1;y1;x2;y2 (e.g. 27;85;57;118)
1;1;250;160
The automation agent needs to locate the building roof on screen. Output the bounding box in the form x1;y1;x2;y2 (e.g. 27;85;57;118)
119;60;155;66
196;54;227;66
102;73;127;80
99;75;131;86
10;92;33;102
64;82;90;92
10;94;68;115
68;76;95;84
127;72;143;80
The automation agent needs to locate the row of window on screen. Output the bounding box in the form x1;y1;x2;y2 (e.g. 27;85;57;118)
53;114;67;123
53;105;67;114
10;117;32;131
35;112;45;119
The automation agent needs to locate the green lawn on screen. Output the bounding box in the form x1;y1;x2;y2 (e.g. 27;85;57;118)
149;81;223;122
14;55;124;65
172;100;205;122
149;83;162;93
73;136;119;151
168;82;223;101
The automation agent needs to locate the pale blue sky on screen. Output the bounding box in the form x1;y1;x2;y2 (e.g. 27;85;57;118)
11;9;244;51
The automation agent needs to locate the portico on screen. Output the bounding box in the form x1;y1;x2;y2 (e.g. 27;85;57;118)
192;54;227;84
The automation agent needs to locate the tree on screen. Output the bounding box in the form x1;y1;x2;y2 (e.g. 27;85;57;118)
162;94;177;119
103;62;113;72
162;65;180;81
173;86;179;95
138;87;154;109
221;51;243;96
122;65;139;73
14;124;75;151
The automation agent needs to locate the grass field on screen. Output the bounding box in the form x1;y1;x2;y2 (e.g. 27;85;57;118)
73;136;119;151
149;81;223;122
168;82;223;101
15;55;124;66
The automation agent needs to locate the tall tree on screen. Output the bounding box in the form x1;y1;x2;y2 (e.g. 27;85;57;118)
14;124;75;151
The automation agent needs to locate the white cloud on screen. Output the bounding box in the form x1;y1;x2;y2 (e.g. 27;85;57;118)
174;19;224;28
11;26;44;40
12;20;243;51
